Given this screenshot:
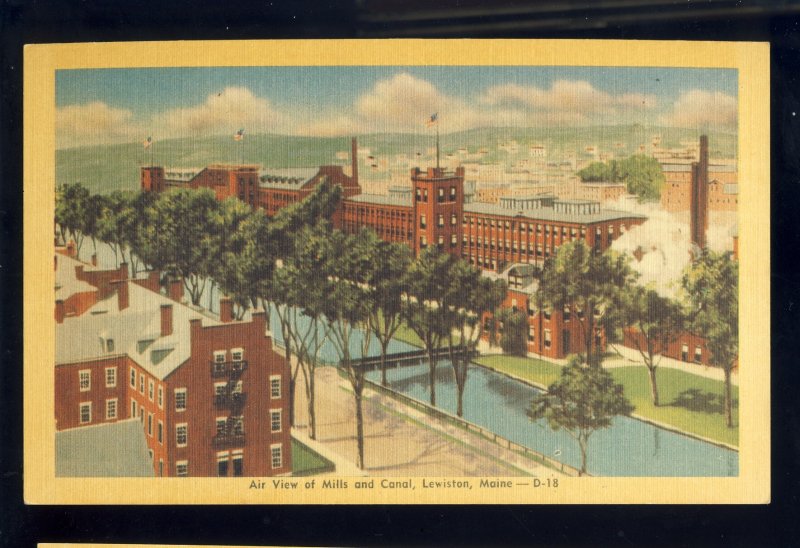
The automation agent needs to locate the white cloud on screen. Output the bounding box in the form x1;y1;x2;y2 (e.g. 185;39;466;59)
480;80;657;121
56;101;141;148
162;86;281;136
660;89;737;129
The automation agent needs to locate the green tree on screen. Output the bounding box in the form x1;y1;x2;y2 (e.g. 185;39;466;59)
210;197;257;318
540;241;637;368
402;247;455;406
621;286;685;406
577;155;665;201
137;188;220;305
445;263;506;416
494;307;528;357
55;182;91;254
320;228;380;470
528;356;634;476
367;239;413;387
681;250;739;427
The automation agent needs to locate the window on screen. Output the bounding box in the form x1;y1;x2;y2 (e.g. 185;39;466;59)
449;186;456;200
217;451;230;476
437;235;444;247
271;443;283;469
131;399;137;418
130;367;136;387
157;386;163;408
157;420;163;444
148;380;154;401
176;460;188;477
79;370;91;392
437;214;444;228
79;402;91;424
174;388;187;412
694;346;703;364
270;375;281;399
528;326;535;343
106;339;115;352
420;235;427;248
214;382;226;399
216;417;227;435
563;306;571;321
105;367;117;388
419;214;426;229
438;187;445;202
544;329;552;349
232;451;244;476
231;348;243;362
139;408;144;424
536;224;542;234
681;344;689;362
270;409;282;433
451;234;458;247
176;423;188;447
415;188;421;202
139;374;145;394
451;213;457;226
159;459;164;477
147;413;153;436
105;398;117;420
233;416;245;435
423;189;428;202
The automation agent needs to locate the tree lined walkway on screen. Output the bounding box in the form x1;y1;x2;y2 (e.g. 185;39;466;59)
292;367;563;477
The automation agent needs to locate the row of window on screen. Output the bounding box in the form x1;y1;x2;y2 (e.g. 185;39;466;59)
173;444;283;477
78;367;118;392
347;206;411;221
419;213;458;229
129;367;164;408
129;399;164;443
419;234;458;249
415;186;458;203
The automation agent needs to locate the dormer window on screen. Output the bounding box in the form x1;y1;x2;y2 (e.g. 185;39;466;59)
106;339;115;352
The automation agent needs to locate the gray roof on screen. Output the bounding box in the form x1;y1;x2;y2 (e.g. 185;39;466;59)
464;202;646;224
346;194;412;208
56;419;154;477
258;168;318;190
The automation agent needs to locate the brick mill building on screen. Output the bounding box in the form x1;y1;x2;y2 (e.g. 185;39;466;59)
140;138;646;361
54;249;292;477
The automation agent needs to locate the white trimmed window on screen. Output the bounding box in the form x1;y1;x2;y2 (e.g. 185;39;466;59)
213;350;226;374
147;413;153;436
270;409;282;433
105;398;117;420
233;416;244;435
216;417;227;435
79;402;91;424
148;380;154;401
231;348;244;362
176;423;188;447
130;399;137;418
232;450;244;477
105;367;117;388
139;374;145;394
694;346;703;363
271;443;283;469
544;329;552;348
176;460;188;477
270;375;281;399
79;370;91;392
130;367;136;387
157;420;163;444
214;382;226;398
157;386;163;409
174;388;187;412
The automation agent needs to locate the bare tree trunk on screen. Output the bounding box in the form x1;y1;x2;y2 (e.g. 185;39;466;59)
379;338;389;387
456;370;465;417
647;363;660;407
288;376;296;427
724;366;733;428
354;386;365;470
308;364;317;440
579;436;588;476
428;346;437;407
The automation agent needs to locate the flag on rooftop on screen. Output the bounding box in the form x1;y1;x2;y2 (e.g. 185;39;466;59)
142;136;152;149
234;128;245;141
426;113;438;127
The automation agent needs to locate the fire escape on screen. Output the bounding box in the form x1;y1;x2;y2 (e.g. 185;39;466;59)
210;356;248;449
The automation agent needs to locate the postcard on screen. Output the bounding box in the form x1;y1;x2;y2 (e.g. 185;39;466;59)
24;39;769;504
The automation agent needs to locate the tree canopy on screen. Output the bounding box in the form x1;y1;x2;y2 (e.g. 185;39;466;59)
577;154;665;201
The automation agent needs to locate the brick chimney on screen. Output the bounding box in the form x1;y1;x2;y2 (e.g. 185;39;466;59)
119;262;129;280
54;255;58;271
55;300;65;323
351;136;359;185
111;280;129;311
160;304;173;336
168;279;183;302
690;135;709;250
91;254;97;267
220;296;233;323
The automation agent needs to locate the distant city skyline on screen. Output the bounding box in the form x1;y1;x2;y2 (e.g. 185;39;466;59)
56;66;737;148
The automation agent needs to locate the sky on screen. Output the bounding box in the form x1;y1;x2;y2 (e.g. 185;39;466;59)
55;66;738;148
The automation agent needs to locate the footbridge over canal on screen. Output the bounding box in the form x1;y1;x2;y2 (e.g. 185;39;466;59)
350;347;476;372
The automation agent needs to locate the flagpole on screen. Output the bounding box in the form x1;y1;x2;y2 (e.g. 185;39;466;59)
436;123;440;170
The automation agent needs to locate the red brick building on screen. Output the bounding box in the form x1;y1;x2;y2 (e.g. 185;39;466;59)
141;138;646;359
54;251;292;477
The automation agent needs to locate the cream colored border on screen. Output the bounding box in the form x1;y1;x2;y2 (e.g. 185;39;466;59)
24;39;770;504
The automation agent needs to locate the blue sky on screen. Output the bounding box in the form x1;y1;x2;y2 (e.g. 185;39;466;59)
56;66;738;147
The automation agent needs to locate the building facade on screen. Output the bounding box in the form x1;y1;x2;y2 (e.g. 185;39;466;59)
54;250;292;477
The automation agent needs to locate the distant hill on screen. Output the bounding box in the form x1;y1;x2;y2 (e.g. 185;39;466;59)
56;126;737;194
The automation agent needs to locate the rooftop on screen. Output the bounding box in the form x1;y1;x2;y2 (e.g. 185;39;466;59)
346;193;412;208
258;168;319;190
464;201;645;224
56;419;154;477
55;253;96;300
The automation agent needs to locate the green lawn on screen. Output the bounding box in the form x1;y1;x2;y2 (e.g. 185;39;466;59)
291;438;335;476
392;323;452;349
473;355;739;447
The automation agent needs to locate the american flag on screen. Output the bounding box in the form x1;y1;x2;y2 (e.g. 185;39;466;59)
426;113;438;127
233;128;245;141
143;136;152;149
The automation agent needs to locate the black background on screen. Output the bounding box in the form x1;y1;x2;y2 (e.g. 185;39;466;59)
2;1;799;546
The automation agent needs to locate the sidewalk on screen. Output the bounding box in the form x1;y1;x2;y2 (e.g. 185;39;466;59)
604;344;738;385
292;366;566;477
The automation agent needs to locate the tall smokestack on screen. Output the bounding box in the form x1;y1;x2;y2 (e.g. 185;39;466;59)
690;135;709;250
351;137;358;185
